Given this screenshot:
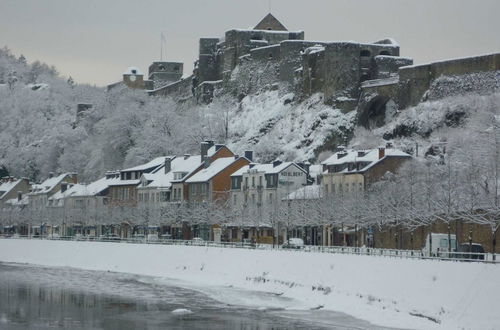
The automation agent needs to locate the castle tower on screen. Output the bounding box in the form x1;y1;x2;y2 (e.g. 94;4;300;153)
148;62;183;89
254;13;288;31
122;67;145;89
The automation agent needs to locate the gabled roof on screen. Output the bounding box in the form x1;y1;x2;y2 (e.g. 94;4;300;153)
139;155;202;189
48;184;85;202
186;157;246;183
0;179;22;200
321;148;410;173
5;195;29;206
231;162;305;177
254;13;288;31
30;173;74;195
70;176;120;197
122;156;173;173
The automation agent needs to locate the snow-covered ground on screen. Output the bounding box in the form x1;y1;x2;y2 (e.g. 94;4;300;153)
0;239;498;330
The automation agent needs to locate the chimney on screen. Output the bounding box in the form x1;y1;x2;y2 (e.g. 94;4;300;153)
71;173;78;184
273;159;282;168
164;157;172;174
201;140;215;162
244;151;253;162
61;182;68;193
378;147;386;159
204;157;211;168
49;172;54;178
184;154;190;160
302;161;311;177
17;191;22;201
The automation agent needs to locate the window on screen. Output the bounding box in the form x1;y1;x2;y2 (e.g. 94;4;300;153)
360;50;371;57
379;50;391;56
233;194;237;205
259;176;262;187
269;193;273;204
245;177;249;189
252;177;255;188
325;184;329;193
252;194;255;203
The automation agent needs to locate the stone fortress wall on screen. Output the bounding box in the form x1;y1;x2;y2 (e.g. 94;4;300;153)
129;13;499;127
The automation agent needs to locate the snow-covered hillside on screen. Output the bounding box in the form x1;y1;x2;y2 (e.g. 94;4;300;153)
0;46;499;183
0;239;498;330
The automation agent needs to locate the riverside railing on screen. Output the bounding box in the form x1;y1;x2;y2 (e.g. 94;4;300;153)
0;234;498;263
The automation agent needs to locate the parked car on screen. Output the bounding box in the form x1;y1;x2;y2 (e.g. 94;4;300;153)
454;243;485;260
282;238;304;249
422;233;457;257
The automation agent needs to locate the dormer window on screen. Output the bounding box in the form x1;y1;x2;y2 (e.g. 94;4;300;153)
173;172;188;180
158;65;166;71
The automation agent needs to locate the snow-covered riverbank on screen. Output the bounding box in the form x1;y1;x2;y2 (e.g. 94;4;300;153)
0;239;497;330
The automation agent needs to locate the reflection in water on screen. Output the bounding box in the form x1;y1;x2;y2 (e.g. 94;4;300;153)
0;263;395;330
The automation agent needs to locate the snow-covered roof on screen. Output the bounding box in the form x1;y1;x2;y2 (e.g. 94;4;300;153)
5;195;29;206
140;155;202;189
122;156;171;173
48;184;85;202
123;66;143;75
69;176;121;197
230;162;305;177
30;173;75;195
285;185;323;200
321;148;410;173
0;179;22;200
108;179;140;187
186;157;244;183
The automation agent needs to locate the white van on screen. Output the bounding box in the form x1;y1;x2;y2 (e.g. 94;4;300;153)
422;233;457;257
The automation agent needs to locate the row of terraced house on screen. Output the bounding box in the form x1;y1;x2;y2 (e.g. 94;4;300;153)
0;141;411;245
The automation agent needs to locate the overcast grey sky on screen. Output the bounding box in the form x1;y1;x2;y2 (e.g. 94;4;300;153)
1;0;499;86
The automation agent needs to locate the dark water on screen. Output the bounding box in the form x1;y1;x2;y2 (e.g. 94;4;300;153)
0;263;394;330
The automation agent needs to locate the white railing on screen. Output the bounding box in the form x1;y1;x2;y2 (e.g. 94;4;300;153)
0;234;498;263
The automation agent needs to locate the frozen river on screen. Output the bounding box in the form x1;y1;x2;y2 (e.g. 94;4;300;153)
0;262;396;329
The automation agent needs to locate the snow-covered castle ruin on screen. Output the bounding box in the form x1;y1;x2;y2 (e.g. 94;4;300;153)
109;13;500;128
